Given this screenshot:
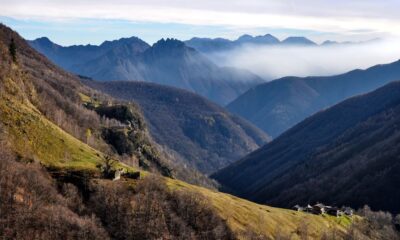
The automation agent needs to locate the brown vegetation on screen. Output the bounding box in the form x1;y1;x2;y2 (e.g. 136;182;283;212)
343;206;400;240
0;136;108;240
88;175;234;240
0;133;234;239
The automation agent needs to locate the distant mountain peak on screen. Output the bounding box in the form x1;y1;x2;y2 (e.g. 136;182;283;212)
256;34;280;43
237;34;253;41
282;36;316;45
236;34;280;45
150;38;190;55
100;36;149;48
31;36;59;47
153;38;186;48
35;36;53;43
264;33;275;37
188;37;208;41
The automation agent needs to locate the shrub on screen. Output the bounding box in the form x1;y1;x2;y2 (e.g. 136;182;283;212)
0;143;108;240
343;205;400;240
87;175;234;240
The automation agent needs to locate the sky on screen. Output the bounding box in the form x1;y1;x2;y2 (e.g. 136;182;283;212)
1;0;400;46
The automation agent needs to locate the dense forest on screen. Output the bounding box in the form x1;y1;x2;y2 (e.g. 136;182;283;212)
84;80;269;174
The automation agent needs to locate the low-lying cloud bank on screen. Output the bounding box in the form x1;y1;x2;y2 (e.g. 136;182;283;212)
207;39;400;80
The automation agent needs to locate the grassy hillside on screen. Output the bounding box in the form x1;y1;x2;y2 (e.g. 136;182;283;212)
166;178;351;239
0;61;142;177
0;94;101;171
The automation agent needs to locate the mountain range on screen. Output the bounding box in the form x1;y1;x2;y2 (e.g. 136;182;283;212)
213;80;400;214
185;34;317;53
227;59;400;137
83;80;270;174
0;23;354;239
29;37;264;105
184;34;375;54
28;36;150;71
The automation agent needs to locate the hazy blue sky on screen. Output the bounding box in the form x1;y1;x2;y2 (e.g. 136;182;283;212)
1;0;399;46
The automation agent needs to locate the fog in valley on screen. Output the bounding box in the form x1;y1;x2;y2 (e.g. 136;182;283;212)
207;39;400;80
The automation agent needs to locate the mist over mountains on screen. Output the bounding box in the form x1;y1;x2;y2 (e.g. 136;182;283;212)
228;59;400;137
4;0;400;237
29;33;393;106
200;37;398;80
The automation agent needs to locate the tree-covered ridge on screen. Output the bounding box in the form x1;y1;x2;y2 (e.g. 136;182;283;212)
84;80;270;174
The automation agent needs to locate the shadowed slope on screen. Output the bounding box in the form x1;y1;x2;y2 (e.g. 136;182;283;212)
214;81;400;214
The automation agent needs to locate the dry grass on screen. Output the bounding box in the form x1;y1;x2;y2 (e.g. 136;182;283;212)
166;178;352;239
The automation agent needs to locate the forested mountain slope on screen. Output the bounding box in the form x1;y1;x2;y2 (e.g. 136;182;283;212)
84;80;270;174
214;81;400;214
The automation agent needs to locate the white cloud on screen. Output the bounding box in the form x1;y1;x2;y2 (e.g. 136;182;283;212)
208;39;400;80
1;0;400;39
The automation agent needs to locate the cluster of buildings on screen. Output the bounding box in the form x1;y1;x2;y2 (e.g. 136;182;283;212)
293;203;353;217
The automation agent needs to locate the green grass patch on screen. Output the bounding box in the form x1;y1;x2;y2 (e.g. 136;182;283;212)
322;214;353;227
1;97;102;171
